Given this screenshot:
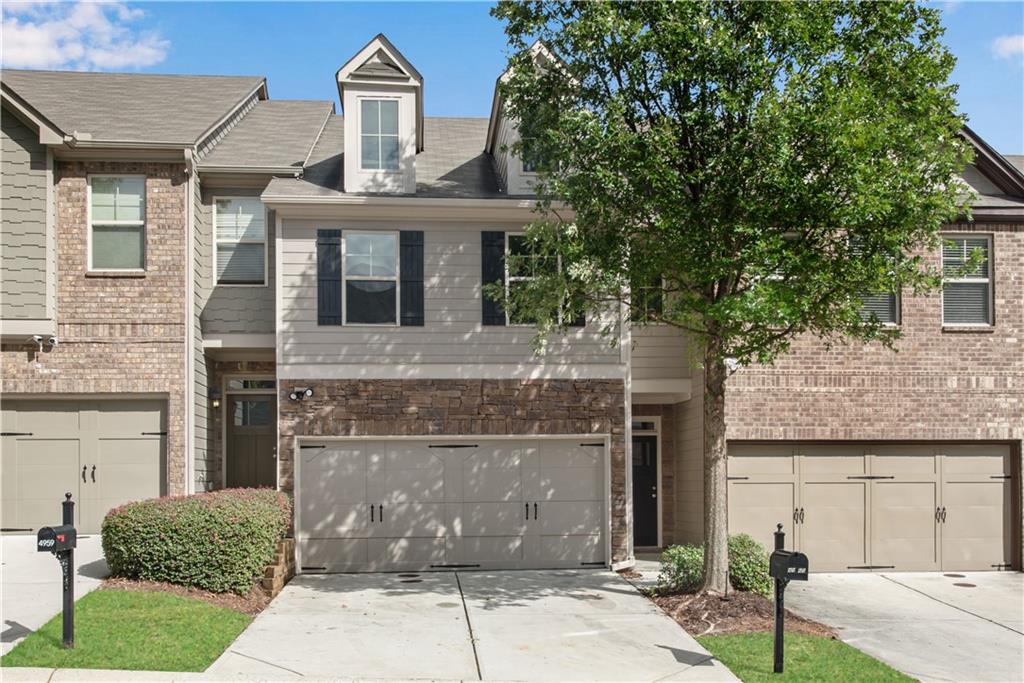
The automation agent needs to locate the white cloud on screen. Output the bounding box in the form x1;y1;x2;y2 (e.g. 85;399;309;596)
992;34;1024;61
1;1;169;70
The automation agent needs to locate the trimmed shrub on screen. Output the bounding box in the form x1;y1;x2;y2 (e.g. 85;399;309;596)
657;534;772;597
102;488;291;595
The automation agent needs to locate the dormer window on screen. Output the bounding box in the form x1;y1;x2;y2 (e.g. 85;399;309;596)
360;99;400;171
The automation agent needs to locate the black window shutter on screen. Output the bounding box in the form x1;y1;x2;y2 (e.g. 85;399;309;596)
316;229;342;325
481;231;506;325
400;230;424;326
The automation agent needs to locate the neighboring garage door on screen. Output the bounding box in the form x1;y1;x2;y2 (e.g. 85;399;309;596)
728;443;1014;572
296;438;607;572
1;400;166;534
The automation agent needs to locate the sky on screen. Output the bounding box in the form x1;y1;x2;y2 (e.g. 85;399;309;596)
2;1;1022;154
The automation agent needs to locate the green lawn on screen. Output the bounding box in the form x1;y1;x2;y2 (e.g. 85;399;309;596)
698;632;914;683
1;589;251;672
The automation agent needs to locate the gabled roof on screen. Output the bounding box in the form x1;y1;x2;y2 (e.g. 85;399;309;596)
1;70;266;146
335;33;424;152
263;117;502;200
960;126;1024;197
198;100;335;173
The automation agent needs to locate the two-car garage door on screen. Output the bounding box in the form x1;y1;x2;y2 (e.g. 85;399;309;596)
296;438;607;572
2;400;166;534
729;443;1015;571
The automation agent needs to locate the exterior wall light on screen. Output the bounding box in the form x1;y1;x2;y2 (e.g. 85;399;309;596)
288;387;313;402
209;388;222;409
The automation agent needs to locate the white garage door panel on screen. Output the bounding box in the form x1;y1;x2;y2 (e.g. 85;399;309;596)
297;437;607;572
800;481;867;571
871;481;939;570
728;481;798;553
941;480;1011;570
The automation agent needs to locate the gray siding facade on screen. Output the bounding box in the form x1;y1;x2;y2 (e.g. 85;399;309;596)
1;106;51;321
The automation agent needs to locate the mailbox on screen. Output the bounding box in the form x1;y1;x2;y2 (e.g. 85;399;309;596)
37;524;77;553
769;549;809;582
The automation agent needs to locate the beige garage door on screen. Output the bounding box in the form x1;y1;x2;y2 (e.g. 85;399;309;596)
2;400;166;534
729;443;1014;572
296;438;607;572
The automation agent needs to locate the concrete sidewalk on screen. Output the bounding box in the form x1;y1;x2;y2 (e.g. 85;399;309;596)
787;571;1024;683
1;534;108;655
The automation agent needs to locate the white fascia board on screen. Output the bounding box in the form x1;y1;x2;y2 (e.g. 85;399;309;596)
202;333;277;350
196;165;302;176
0;90;64;144
630;378;693;404
278;363;627;381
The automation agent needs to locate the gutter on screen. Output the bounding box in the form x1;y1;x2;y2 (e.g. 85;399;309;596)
261;193;546;209
196;165;303;176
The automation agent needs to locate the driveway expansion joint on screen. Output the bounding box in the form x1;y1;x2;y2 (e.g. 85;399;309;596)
880;574;1024;635
454;571;483;681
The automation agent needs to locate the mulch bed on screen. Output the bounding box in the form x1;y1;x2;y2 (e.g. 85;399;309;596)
102;577;271;616
653;590;837;638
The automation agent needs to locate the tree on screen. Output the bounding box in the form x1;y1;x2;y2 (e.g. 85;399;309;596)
491;0;971;594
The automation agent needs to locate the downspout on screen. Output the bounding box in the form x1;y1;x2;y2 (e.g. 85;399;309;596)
184;148;196;494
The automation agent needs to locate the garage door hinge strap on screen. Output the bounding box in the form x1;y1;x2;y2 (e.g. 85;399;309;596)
580;561;605;566
990;475;1011;480
0;432;33;436
299;444;326;449
846;475;895;480
427;444;479;449
846;565;896;569
141;431;167;436
727;476;749;480
580;442;603;447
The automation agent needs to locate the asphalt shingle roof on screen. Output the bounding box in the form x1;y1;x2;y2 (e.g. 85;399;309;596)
199;100;334;170
1;70;264;144
264;116;504;199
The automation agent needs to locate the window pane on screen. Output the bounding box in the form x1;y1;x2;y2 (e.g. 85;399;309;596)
217;242;265;284
943;282;991;325
346;233;397;277
233;399;273;426
115;177;144;221
859;292;898;324
92;224;144;269
346;280;397;324
361;134;380;169
380;100;398;134
90;178;118;221
226;378;276;390
943;237;989;277
382;135;400;170
216;198;265;241
631;277;664;322
361;100;379;134
507;279;537;325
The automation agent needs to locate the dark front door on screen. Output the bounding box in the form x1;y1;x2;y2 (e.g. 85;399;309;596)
226;395;276;488
632;434;658;547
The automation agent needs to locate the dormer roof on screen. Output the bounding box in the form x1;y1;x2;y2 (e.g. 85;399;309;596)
335;33;424;151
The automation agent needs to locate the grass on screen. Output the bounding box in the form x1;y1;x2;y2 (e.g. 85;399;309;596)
0;589;251;672
698;632;914;683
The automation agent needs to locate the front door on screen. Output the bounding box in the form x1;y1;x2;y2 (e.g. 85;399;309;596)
632;435;658;547
226;395;276;488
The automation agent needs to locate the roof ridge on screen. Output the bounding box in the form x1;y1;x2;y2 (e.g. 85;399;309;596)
2;68;264;80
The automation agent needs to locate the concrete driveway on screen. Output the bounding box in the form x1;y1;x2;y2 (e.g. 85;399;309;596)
208;569;737;681
787;572;1023;683
1;534;108;655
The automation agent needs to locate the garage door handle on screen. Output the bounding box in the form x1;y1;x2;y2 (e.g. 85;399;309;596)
534;503;538;520
82;466;87;483
525;502;530;520
940;507;947;523
935;507;941;523
799;507;805;523
91;465;96;483
371;504;374;523
379;504;384;522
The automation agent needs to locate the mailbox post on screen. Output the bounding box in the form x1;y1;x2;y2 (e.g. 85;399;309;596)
37;493;77;648
768;523;808;674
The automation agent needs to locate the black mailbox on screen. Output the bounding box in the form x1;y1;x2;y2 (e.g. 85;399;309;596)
769;549;808;581
37;524;77;553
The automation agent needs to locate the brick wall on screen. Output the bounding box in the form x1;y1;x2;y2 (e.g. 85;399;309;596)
726;223;1023;444
631;404;676;546
279;378;629;562
1;161;189;494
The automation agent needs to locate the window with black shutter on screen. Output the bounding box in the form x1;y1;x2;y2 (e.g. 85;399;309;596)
316;229;342;325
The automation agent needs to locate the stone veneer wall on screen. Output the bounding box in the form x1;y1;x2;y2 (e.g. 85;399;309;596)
1;161;189;494
278;379;629;562
631;404;676;547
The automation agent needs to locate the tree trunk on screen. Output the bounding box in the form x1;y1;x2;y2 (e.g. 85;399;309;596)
701;344;730;595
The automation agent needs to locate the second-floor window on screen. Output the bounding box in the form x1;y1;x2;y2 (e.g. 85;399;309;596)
630;277;664;323
344;232;398;324
89;175;145;271
943;235;993;326
215;198;266;285
859;291;900;325
360;99;399;171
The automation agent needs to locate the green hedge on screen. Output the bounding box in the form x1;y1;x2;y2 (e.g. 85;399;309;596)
657;533;772;597
102;488;291;595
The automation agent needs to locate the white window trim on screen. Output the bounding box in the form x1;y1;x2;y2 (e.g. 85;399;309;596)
941;233;994;328
357;97;401;174
87;174;146;273
341;229;401;327
212;196;269;287
504;232;564;327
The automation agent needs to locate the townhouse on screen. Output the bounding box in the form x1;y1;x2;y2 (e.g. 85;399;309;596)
2;35;1021;573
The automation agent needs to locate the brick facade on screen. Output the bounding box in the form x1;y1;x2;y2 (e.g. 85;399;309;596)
725;223;1023;445
279;379;630;562
1;161;189;494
